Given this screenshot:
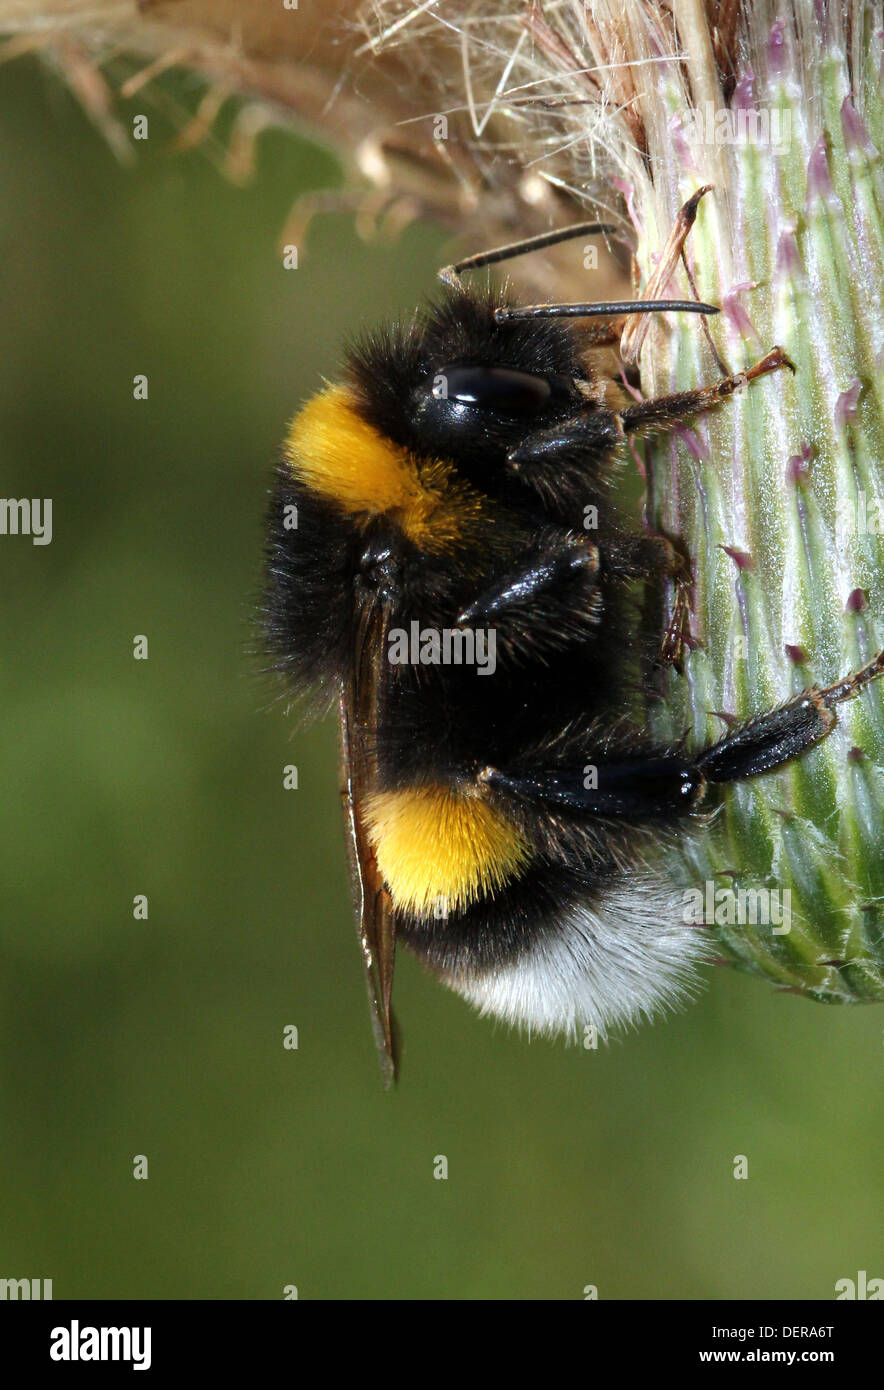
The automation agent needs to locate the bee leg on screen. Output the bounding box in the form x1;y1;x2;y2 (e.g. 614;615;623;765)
507;409;624;475
695;651;884;784
620;346;795;434
483;652;884;814
482;758;703;819
659;577;694;673
601;532;693;672
457;533;603;660
507;345;789;482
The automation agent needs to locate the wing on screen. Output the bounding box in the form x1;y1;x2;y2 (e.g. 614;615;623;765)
338;600;400;1088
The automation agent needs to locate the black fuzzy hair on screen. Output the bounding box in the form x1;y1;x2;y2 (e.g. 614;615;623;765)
261;461;357;718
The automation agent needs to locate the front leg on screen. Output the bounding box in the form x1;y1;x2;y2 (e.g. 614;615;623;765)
505;348;793;514
619;347;794;435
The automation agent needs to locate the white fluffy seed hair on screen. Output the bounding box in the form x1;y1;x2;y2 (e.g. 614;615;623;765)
445;875;708;1041
359;1;874;278
358;0;684;221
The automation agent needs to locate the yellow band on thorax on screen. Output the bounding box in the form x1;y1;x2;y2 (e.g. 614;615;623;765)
285;385;484;553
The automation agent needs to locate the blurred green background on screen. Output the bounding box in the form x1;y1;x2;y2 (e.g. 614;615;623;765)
0;57;881;1301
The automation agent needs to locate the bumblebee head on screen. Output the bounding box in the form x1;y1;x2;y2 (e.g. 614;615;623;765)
343;285;592;488
282;287;596;555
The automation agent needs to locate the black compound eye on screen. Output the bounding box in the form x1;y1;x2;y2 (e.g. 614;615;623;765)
432;364;554;415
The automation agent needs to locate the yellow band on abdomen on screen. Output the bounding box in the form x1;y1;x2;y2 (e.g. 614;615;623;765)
363;784;530;917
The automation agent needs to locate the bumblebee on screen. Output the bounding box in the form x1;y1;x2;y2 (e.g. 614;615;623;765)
264;219;884;1083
